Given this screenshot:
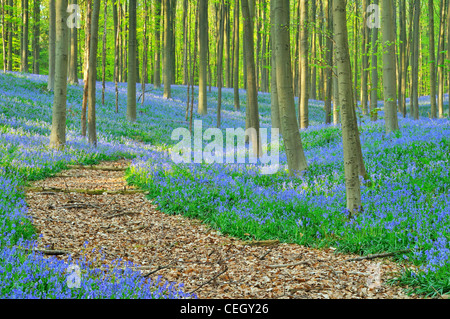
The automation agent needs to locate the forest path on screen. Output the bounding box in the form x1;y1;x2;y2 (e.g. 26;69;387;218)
25;160;420;299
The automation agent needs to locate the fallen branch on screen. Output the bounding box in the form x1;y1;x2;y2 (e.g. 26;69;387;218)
190;266;228;294
142;260;178;278
67;165;128;171
16;246;71;255
240;239;280;247
267;260;312;268
344;249;412;262
25;186;148;195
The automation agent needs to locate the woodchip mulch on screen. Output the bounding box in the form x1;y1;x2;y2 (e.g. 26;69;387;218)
24;160;425;299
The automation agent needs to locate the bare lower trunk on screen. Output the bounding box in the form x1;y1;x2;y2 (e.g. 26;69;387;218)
333;0;362;217
49;0;69;149
87;0;101;147
273;0;307;174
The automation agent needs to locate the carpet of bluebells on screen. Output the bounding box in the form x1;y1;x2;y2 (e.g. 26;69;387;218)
1;70;450;298
0;71;195;298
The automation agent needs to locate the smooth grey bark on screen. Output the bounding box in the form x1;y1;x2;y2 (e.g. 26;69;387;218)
217;0;225;128
410;0;420;120
360;0;369;115
87;0;101;146
298;0;309;129
333;0;363;217
68;0;78;84
2;0;6;72
437;0;447;118
242;0;261;157
233;0;240;110
7;0;12;71
198;0;208;115
81;0;91;137
21;0;29;73
381;0;399;133
273;0;308;175
398;0;407;117
47;0;56;90
114;0;119;112
49;0;69;149
101;0;107;104
428;0;437;119
153;0;161;88
324;0;333;124
163;0;172;99
370;0;379;122
269;0;280;131
447;0;450;116
127;0;137;121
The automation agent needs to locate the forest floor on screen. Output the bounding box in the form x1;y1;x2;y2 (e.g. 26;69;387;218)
24;160;426;299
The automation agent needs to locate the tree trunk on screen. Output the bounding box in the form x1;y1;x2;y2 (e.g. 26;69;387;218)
81;0;91;137
428;0;437;119
198;0;208;115
127;0;137;121
114;0;119;112
269;0;280;131
87;0;101;147
2;0;7;72
153;0;161;88
310;0;316;100
182;0;188;85
333;0;362;217
398;0;407;117
224;0;231;88
6;0;12;71
273;0;308;175
142;0;149;104
360;0;369;115
49;0;69;149
324;0;333;124
299;0;309;129
67;0;78;84
233;0;240;110
163;0;172;99
437;0;447;118
370;0;379;122
448;0;450;117
101;0;107;104
21;0;29;73
47;0;56;90
381;0;399;133
217;0;225;128
242;0;261;157
410;0;420;120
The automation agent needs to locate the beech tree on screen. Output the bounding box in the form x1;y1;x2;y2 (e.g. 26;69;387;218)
381;0;399;133
273;0;307;174
298;0;309;129
241;0;261;157
87;0;101;146
198;0;208;115
47;0;56;91
333;0;363;217
49;0;69;149
20;0;28;73
127;0;137;122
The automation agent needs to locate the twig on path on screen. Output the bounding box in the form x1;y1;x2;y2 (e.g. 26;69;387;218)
16;246;71;255
142;260;179;278
189;266;229;294
67;165;128;171
267;260;312;268
240;239;280;247
344;249;412;262
25;186;148;195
